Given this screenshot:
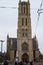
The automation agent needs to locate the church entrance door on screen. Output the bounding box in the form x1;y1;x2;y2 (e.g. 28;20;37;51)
22;53;29;63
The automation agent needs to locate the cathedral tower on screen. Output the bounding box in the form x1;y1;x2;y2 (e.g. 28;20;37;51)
17;0;33;62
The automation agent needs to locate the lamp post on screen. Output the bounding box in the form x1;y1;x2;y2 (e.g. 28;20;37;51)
0;40;5;62
0;40;5;53
16;51;19;65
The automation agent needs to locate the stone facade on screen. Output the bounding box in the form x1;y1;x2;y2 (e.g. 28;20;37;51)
32;36;40;61
7;35;17;61
17;0;33;62
7;0;40;62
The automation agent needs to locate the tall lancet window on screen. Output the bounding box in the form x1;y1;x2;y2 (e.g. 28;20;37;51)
11;39;13;49
22;18;24;26
25;18;27;25
22;29;28;37
24;7;25;14
19;6;21;14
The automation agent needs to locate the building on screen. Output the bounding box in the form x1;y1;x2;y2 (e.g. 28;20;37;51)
7;35;17;61
0;52;6;62
17;0;33;62
7;0;40;62
32;36;40;61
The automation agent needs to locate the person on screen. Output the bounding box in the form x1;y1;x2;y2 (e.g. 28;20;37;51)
30;62;33;65
3;60;8;65
15;61;17;65
20;61;23;65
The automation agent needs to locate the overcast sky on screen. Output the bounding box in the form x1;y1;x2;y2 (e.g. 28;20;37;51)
0;0;43;54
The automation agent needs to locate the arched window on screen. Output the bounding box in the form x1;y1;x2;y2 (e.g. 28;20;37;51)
25;18;27;25
22;42;28;52
24;7;25;13
22;29;28;37
22;18;24;26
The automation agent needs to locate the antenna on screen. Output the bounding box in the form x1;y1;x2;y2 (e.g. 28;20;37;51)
34;0;43;36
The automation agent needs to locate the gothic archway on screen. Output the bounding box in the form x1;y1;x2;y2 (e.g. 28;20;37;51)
22;53;29;63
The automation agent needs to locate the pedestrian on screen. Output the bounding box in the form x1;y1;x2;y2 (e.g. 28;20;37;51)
3;60;8;65
30;62;33;65
20;61;23;65
15;61;17;65
38;64;40;65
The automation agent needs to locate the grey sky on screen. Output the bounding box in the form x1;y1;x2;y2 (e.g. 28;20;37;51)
0;0;43;54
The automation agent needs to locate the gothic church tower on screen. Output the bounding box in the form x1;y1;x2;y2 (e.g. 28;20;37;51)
17;0;33;62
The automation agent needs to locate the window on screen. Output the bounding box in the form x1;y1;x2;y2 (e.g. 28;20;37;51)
25;33;27;37
22;29;28;37
14;50;16;58
26;29;27;32
22;42;28;52
22;29;24;37
22;18;27;26
25;18;27;25
22;29;24;31
24;7;25;13
22;33;25;37
22;18;24;25
25;29;28;36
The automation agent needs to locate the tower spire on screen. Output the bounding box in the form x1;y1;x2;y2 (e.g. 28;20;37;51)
19;0;21;3
28;0;29;3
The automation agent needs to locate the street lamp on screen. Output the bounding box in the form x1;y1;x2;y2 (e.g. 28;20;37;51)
0;40;5;62
0;40;5;53
16;51;19;65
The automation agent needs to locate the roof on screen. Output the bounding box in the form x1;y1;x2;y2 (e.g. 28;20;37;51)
8;38;17;50
32;38;38;50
